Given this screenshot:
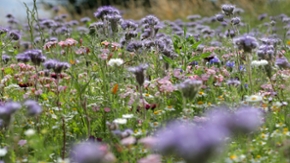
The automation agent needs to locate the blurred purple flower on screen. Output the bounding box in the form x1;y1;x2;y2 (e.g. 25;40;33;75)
70;142;115;163
128;64;148;86
23;100;42;116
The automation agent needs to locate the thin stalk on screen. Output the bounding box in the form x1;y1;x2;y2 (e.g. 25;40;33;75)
246;53;253;94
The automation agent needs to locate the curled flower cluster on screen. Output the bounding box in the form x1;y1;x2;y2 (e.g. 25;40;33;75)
43;59;70;74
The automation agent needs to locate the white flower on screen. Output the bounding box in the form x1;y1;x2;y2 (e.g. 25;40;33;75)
0;148;7;157
251;60;268;67
108;58;124;66
245;95;263;102
113;118;127;124
122;114;134;119
164;105;175;111
57;158;70;163
24;129;36;136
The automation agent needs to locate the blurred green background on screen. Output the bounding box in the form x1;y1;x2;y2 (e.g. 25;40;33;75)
0;0;290;23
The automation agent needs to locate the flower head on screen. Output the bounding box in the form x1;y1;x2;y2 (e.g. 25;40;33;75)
107;58;124;67
128;64;149;86
176;79;202;100
70;142;115;163
221;4;235;16
233;35;259;53
23;100;42;116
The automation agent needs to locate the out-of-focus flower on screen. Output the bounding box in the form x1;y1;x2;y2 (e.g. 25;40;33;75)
176;79;202;100
18;140;27;147
245;95;263;102
108;58;124;67
233;35;259;53
23;100;42;116
0;147;7;157
138;154;162;163
128;64;148;86
70;142;115;163
58;38;78;47
251;60;268;67
113;118;127;124
221;4;235;16
24;49;46;66
44;59;70;74
24;129;36;136
122;114;134;119
230;106;264;134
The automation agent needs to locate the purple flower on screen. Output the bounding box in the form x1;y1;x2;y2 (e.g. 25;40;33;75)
44;59;70;74
225;61;235;68
141;15;159;26
209;56;221;64
23;100;42;116
70;142;115;163
24;49;46;66
231;17;241;25
2;54;11;64
230;106;264;134
94;6;120;19
176;79;202;100
126;41;143;52
226;78;241;87
152;121;229;163
276;56;290;69
0;101;21;127
0;27;8;35
128;64;148;86
233;35;259;53
215;14;224;22
121;20;138;30
80;17;91;23
221;4;235;16
257;44;275;60
8;30;21;41
16;53;30;63
187;14;201;21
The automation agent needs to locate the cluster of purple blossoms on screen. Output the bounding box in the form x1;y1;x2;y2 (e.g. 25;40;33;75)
143;106;263;163
2;54;11;64
94;6;120;20
140;15;161;40
221;4;235;16
126;41;143;52
70;142;115;163
233;34;259;53
16;49;46;66
0;101;21;127
176;78;203;100
23;100;42;116
8;30;21;41
128;64;149;86
43;59;70;74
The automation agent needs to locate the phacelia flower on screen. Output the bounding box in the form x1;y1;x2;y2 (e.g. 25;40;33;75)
128;64;149;86
176;79;202;100
23;100;42;116
233;35;259;53
221;4;235;16
70;142;116;163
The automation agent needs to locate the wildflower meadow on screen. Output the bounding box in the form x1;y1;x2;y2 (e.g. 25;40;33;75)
1;1;290;163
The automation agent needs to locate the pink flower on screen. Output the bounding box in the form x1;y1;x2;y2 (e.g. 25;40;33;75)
18;140;27;146
43;41;57;50
138;154;162;163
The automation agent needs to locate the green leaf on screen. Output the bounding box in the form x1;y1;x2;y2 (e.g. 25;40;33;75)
192;41;201;49
4;67;13;74
189;52;211;62
163;55;174;64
